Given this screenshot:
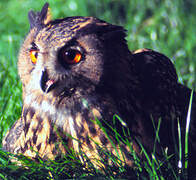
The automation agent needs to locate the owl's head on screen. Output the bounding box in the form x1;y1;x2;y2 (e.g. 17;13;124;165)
18;3;132;101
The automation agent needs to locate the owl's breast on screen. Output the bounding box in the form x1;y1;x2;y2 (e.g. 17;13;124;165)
11;92;73;159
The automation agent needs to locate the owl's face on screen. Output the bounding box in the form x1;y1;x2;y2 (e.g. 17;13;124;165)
19;17;101;97
18;3;132;107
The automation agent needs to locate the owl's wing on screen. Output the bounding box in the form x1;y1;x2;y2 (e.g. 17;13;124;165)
132;48;196;117
132;48;196;121
132;49;178;108
2;118;24;153
132;49;196;170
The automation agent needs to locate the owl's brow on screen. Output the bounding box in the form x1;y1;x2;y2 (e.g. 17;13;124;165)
30;42;38;50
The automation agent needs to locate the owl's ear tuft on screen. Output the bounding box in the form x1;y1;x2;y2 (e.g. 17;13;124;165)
28;3;52;29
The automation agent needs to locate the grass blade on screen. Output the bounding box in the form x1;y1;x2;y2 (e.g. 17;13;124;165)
184;90;194;169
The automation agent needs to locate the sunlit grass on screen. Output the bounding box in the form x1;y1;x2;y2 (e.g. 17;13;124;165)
0;100;193;179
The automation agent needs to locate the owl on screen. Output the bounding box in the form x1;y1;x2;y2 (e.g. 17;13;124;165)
2;2;196;176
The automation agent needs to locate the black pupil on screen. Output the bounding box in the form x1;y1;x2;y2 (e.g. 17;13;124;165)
65;50;76;61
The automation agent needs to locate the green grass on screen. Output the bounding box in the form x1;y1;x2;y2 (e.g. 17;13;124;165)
0;0;196;179
0;107;193;179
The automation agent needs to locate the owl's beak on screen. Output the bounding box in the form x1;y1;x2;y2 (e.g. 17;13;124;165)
40;70;57;93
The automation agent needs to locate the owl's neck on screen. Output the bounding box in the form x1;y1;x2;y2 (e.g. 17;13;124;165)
22;89;116;133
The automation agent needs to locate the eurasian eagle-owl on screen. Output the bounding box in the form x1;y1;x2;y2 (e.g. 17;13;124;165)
2;2;196;175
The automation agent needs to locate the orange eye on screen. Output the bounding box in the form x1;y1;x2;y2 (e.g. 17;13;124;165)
30;50;38;64
63;49;82;64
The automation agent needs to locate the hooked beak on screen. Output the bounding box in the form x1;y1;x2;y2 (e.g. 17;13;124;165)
40;70;57;93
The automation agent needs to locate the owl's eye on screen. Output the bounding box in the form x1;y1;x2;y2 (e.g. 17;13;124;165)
30;50;38;64
62;49;82;64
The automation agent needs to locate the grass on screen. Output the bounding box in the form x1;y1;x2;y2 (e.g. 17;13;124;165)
0;104;194;179
0;0;196;179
